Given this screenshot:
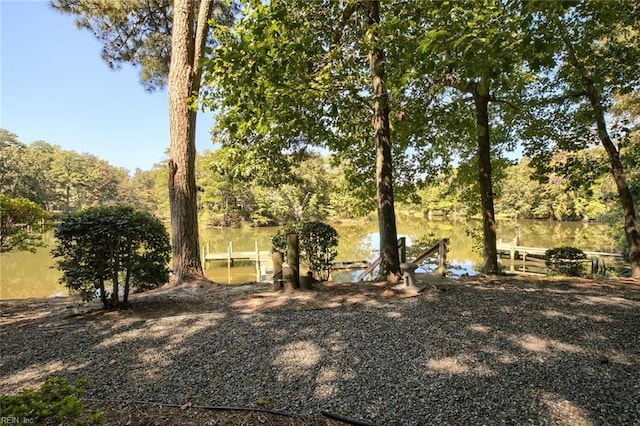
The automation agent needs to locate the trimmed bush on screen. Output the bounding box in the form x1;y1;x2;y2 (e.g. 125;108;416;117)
52;206;170;308
544;246;587;277
272;221;339;281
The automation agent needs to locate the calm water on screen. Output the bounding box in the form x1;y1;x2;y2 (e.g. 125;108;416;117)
0;216;617;299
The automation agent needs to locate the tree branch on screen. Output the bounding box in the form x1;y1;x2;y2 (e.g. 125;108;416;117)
443;71;475;94
192;0;214;92
332;2;359;46
488;95;519;110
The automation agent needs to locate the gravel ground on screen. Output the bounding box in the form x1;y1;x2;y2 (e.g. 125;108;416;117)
1;276;640;425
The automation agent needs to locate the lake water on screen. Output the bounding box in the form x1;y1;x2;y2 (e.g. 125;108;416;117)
0;216;617;299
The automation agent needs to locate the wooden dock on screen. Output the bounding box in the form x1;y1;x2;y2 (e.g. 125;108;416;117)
202;241;273;282
496;241;623;274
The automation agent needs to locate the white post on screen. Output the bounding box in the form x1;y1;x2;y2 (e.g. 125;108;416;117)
255;240;261;282
510;246;515;273
227;241;232;281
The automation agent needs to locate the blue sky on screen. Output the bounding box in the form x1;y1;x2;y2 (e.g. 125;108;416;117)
1;0;215;173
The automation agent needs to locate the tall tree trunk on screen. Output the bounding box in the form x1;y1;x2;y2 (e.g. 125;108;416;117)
586;81;640;279
367;0;400;281
473;77;499;274
167;0;212;284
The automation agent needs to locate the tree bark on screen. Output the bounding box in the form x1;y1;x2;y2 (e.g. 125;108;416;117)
167;0;211;284
367;0;400;282
586;80;640;278
473;76;499;275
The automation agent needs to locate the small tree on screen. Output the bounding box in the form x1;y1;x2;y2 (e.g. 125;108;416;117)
0;194;50;254
272;221;339;281
52;206;170;308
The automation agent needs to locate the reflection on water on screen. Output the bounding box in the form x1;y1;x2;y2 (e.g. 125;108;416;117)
0;217;617;299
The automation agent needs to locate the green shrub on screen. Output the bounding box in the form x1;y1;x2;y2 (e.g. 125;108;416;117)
545;246;587;276
0;376;102;425
272;221;339;281
52;206;170;308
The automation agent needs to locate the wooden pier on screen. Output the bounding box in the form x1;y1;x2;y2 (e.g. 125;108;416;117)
202;241;273;282
201;242;371;283
496;241;623;274
202;238;450;283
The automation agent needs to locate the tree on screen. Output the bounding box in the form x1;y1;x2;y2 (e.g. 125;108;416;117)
524;1;640;278
126;166;166;214
52;206;170;308
166;0;213;282
52;0;173;90
198;148;255;225
206;0;408;280
412;0;530;274
0;129;27;197
0;195;50;254
365;0;400;280
272;221;339;281
260;154;333;223
53;0;235;284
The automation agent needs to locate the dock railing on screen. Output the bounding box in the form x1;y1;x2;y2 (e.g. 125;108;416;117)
357;238;449;282
496;241;623;275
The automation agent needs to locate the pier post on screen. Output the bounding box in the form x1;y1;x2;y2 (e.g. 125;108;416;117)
272;251;284;290
398;237;406;264
255;240;261;282
509;246;515;273
437;239;448;277
286;233;300;289
227;242;232;283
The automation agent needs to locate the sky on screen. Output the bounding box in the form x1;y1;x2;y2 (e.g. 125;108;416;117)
1;0;215;173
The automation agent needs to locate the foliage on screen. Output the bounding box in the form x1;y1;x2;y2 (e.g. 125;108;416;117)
0;376;102;425
545;246;587;277
0;195;50;254
53;0;237;284
197;149;366;226
0;127;634;234
0;130;132;213
52;0;173;90
52;206;170;308
271;221;339;281
521;1;640;277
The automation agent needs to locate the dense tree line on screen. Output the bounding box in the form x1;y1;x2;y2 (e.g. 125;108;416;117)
0;129;129;213
416;151;637;225
3;125;636;233
0;128;359;222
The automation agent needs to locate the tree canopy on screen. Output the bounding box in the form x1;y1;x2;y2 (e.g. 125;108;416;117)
0;195;51;254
